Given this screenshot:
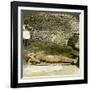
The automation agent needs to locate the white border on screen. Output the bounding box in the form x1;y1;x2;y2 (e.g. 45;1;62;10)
18;6;84;83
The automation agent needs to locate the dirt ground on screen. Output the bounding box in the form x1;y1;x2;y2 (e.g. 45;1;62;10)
23;63;80;77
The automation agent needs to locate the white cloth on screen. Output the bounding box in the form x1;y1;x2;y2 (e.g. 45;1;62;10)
23;31;30;39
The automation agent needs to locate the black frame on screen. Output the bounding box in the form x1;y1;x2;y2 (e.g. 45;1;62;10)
11;1;88;88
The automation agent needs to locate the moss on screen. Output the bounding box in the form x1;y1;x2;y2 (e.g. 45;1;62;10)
26;40;78;57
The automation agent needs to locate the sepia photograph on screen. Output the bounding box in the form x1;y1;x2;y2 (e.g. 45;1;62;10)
21;10;80;78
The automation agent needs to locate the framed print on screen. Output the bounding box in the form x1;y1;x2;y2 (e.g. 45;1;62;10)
11;1;88;88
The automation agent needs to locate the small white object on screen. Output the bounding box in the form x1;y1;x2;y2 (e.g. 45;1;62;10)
23;31;30;39
48;55;54;58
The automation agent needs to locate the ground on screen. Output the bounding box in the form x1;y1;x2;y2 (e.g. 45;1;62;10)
23;63;80;77
23;40;79;77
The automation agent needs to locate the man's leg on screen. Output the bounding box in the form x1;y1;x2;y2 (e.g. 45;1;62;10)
23;39;25;46
25;39;28;47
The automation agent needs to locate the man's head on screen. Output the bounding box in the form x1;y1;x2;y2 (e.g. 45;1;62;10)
24;19;28;25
